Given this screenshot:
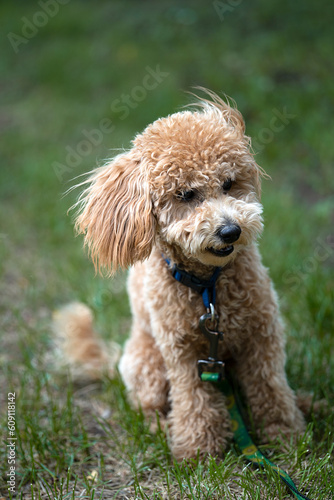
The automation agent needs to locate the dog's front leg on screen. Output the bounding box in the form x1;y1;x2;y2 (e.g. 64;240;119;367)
170;384;231;460
155;333;232;460
235;317;305;443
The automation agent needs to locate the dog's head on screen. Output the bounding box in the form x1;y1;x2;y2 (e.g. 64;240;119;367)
75;91;264;273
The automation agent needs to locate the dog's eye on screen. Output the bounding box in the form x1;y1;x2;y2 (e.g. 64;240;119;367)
176;190;196;202
223;179;233;191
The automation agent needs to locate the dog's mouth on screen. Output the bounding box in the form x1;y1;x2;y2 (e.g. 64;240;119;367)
206;245;234;257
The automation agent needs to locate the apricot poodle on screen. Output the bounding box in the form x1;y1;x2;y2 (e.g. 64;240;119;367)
55;90;305;460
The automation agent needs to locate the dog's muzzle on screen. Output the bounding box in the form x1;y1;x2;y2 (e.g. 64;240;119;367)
217;224;241;244
206;224;241;258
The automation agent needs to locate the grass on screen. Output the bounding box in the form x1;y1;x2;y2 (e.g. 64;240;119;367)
0;0;333;498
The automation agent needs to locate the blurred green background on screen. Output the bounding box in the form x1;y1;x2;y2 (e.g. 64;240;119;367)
0;0;334;376
0;0;334;390
1;0;334;497
1;0;334;408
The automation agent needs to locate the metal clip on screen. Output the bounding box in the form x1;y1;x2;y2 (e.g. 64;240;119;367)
208;303;216;325
198;304;225;381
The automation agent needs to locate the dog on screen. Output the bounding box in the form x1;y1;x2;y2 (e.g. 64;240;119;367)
55;90;305;460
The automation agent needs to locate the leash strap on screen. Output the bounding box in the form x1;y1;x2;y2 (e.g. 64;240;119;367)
201;372;311;500
164;256;311;499
164;256;222;309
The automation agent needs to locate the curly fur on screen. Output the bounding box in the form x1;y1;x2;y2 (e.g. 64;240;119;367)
58;90;305;460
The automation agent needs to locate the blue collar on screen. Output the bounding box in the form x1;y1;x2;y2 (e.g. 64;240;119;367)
164;257;222;310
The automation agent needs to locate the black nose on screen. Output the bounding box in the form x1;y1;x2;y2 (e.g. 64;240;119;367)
217;224;241;244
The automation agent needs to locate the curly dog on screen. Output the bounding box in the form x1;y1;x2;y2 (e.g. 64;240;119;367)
56;90;305;460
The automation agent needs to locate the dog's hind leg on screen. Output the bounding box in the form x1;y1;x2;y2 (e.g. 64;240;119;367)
119;324;170;430
119;264;170;430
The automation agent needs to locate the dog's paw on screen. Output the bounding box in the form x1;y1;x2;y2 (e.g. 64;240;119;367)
261;413;306;446
170;415;231;461
296;391;329;417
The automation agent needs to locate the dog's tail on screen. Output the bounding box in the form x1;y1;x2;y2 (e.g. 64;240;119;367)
52;302;121;381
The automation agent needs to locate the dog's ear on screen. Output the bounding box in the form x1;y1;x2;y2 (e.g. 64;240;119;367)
250;159;268;201
75;152;155;274
252;162;263;200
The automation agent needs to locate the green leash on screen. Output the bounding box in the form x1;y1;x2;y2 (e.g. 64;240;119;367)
164;260;311;499
201;372;311;500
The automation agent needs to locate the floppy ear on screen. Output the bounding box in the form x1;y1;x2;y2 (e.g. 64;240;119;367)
75;152;155;274
252;161;264;200
248;156;269;201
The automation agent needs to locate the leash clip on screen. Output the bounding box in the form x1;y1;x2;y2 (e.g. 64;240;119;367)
198;305;225;382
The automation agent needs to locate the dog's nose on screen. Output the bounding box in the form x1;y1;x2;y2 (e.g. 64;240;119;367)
217;224;241;244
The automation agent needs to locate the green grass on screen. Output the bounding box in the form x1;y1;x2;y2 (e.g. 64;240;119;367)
1;0;333;498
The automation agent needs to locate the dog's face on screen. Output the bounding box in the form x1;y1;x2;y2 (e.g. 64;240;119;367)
75;94;264;272
139;109;263;267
